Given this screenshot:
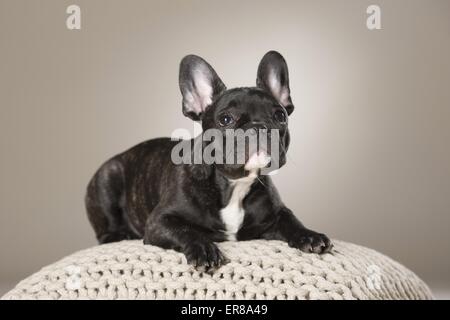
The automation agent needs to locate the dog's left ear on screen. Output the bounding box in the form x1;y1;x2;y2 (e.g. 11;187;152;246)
179;55;226;121
256;51;294;115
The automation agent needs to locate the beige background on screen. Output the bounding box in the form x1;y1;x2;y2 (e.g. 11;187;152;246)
1;0;449;297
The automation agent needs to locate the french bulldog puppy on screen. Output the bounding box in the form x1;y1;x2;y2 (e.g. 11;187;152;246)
85;51;332;268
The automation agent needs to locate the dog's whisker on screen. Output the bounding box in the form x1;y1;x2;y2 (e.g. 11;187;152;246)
256;175;268;188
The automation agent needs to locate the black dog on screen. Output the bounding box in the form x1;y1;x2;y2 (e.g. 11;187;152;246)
86;51;332;268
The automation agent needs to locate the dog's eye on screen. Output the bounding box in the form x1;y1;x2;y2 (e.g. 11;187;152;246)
218;114;234;126
273;110;287;124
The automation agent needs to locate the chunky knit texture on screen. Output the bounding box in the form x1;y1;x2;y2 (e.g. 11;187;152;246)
2;240;433;300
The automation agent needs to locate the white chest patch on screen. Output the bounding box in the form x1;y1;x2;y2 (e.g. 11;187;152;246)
220;171;257;241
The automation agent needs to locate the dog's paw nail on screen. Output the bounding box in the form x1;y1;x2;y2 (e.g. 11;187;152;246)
290;231;333;254
184;242;227;269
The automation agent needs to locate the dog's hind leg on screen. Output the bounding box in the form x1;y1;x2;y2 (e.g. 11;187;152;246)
85;158;139;243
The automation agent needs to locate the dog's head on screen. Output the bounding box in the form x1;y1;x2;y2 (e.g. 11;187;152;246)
179;51;294;179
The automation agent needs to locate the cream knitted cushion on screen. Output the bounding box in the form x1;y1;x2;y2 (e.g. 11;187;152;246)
1;240;433;300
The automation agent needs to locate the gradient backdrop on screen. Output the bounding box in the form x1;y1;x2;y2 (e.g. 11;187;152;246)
1;0;449;297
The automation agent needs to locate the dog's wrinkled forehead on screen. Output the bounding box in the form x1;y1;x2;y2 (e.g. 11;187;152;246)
213;88;280;114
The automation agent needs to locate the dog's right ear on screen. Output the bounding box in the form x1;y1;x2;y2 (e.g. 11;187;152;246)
179;55;226;121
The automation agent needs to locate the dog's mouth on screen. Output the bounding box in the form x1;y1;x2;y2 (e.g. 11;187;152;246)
215;148;284;179
212;129;287;178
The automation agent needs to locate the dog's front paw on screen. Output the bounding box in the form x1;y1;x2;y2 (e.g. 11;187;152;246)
184;241;229;268
288;229;333;254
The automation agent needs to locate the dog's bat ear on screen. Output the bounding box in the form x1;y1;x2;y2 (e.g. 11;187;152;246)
179;55;226;121
256;51;294;115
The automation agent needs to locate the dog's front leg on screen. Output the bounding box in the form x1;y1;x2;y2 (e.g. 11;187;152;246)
144;213;228;268
261;208;333;254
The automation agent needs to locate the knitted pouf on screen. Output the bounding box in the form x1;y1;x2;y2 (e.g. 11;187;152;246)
1;240;433;300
